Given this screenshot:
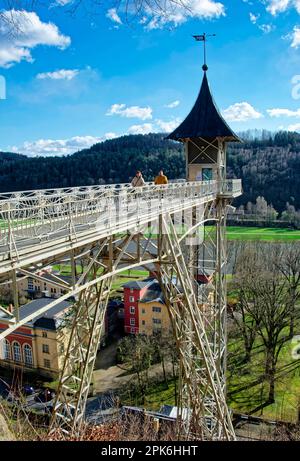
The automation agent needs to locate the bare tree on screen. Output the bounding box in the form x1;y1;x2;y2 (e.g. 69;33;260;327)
0;0;192;20
231;242;263;362
275;243;300;338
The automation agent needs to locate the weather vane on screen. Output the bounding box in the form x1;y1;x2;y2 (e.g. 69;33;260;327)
192;33;216;71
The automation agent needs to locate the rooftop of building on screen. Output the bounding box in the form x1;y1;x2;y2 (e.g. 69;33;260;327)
0;297;72;331
122;278;155;291
167;69;240;142
139;281;165;304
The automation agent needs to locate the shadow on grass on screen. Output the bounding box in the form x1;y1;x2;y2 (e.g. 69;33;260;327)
228;375;265;398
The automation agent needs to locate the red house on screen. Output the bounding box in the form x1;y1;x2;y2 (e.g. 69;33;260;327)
123;279;155;334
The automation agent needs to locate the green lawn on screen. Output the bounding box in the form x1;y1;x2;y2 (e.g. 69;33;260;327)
120;378;178;410
226;226;300;241
120;329;300;423
227;330;300;422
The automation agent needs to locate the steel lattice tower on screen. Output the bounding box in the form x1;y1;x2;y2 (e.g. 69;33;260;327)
0;50;242;441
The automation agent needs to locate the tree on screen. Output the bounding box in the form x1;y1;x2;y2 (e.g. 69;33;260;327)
241;245;294;403
275;243;300;338
0;0;194;27
231;242;263;362
231;242;298;403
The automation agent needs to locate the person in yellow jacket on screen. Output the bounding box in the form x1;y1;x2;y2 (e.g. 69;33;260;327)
154;170;168;185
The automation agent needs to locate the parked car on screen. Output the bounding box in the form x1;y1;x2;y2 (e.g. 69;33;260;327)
22;385;35;396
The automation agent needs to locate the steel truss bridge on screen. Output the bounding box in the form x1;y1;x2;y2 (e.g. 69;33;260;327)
0;178;242;440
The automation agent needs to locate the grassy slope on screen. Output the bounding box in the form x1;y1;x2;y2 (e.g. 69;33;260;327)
227;330;300;422
226;226;300;241
121;334;300;423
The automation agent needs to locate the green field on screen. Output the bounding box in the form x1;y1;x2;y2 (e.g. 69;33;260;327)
226;226;300;241
227;331;300;423
120;333;300;423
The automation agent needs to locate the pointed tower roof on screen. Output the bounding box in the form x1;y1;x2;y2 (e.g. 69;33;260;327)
167;70;240;142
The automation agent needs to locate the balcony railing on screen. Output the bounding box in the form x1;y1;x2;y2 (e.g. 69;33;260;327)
0;179;242;266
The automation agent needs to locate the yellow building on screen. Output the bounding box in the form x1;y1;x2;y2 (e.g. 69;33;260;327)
137;280;215;336
137;281;172;336
0;298;72;379
17;266;69;299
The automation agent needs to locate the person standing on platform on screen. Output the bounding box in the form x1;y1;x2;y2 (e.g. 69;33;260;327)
131;170;145;187
154;170;168;185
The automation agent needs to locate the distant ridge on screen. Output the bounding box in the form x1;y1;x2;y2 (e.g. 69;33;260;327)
0;131;299;213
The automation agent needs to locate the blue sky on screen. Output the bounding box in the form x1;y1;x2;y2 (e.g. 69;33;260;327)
1;0;300;156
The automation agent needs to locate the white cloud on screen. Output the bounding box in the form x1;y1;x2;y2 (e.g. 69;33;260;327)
144;0;225;30
249;12;260;24
106;8;122;25
288;122;300;131
10;133;117;157
266;0;290;15
290;26;300;48
128;123;153;135
164;100;180;108
0;10;70;68
222;102;263;122
267;108;300;117
55;0;74;5
36;69;79;80
106;103;153;120
155;118;182;132
258;24;274;33
266;0;300;15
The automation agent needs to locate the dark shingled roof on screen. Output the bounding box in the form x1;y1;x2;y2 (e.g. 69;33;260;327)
167;71;240;142
140;282;165;304
122;278;155;291
0;298;71;331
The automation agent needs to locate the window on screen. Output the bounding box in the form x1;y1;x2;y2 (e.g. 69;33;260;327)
13;342;22;362
3;339;11;360
44;359;51;369
142;309;145;314
23;344;33;366
42;331;47;338
153;318;161;324
130;306;135;314
202;168;213;181
130;327;135;334
129;296;134;303
130;318;135;326
130;288;134;293
152;306;161;313
142;320;145;325
42;344;49;354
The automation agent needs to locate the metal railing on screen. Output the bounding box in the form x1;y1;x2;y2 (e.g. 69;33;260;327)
0;179;241;266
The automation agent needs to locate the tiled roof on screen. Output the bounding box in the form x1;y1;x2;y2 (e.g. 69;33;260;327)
167;71;240;142
122;278;155;290
0;298;71;331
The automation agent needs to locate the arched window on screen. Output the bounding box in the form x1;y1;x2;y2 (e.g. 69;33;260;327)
23;344;33;366
13;341;22;362
3;339;11;360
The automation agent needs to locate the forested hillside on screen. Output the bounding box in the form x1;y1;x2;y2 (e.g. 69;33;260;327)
0;131;299;213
